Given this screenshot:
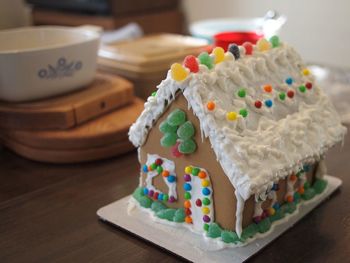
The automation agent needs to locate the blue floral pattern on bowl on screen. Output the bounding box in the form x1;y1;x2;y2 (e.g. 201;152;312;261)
38;57;83;79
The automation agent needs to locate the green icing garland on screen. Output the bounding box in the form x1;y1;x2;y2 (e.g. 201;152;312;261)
133;178;328;244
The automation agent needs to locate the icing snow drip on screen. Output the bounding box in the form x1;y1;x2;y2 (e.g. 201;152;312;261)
129;40;347;203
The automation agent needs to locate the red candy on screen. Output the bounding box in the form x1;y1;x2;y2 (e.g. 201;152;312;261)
195;199;202;207
154;192;159;200
242;42;253;55
287;90;294;98
254;100;262;108
306;82;313;90
183;55;199;73
155;158;163;165
185;208;192;216
171;142;183;158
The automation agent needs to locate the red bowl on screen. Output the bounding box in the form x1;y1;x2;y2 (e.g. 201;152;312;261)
214;31;263;51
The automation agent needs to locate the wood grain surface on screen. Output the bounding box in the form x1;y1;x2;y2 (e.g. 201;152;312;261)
0;73;134;130
2;98;144;150
0;123;349;263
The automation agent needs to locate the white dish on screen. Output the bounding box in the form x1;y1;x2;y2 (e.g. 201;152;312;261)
0;26;101;102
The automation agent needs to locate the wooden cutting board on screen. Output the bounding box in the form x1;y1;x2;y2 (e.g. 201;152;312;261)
3;98;144;150
0;72;134;130
0;135;135;164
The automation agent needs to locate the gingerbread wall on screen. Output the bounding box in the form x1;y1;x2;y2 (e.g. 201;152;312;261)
139;93;318;231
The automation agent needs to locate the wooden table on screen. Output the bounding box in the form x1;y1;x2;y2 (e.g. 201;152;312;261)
0;124;349;263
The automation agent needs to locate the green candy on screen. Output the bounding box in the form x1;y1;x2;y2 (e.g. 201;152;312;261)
160;132;178;147
159;120;177;133
198;52;214;69
294;192;301;203
257;218;271;233
302;188;316;200
177;121;195;140
269;35;280;48
281;202;296;214
151;201;167;212
206;223;223;238
240;223;258;241
156;165;163;174
279;92;286;101
239;108;248;118
150;163;157;170
221;231;239;244
304;181;311;189
173;208;186;222
299;85;306;93
184;192;191;200
192;167;200;176
237;88;246;98
167;109;186;126
202;197;210;206
151;91;157;97
203;223;209;231
139;196;153;208
178;139;197;154
156;209;176;221
162;194;169;202
269;209;285;223
313;179;328;194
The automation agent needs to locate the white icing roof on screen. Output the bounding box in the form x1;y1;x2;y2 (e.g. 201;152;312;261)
129;42;347;200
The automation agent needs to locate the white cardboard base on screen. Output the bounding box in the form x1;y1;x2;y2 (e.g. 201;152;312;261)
97;175;341;263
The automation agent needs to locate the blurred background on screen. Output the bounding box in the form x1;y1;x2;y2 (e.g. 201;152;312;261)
1;0;349;68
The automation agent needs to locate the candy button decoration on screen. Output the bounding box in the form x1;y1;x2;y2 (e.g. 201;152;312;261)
184;200;191;208
228;44;240;60
207;101;215;111
202;197;210;205
162;170;169;177
302;68;310;76
299;85;306;93
185;166;192;174
183;55;199;73
239;108;248;118
285;77;293;85
198;52;214;69
279;92;286;101
196;199;202;207
202;187;211;196
242;42;253;55
171;63;188;82
184;192;191;199
184;183;192;191
212;47;225;64
198;171;207;179
257;38;271;52
265;99;273;108
167;175;176;183
226;111;238;121
202;207;210;214
142;164;148;173
305;82;313;90
269;35;280;48
287;90;294;98
203;215;211;223
263;84;273;93
237;88;246;98
202;179;210;187
183;174;191;181
255;100;262;108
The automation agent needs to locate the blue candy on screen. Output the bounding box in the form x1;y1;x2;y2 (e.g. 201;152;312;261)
158;193;163;200
285;77;293;85
143;188;149;195
265;99;273;108
202;187;211;196
167;175;176;183
142;165;148;173
184;183;192;191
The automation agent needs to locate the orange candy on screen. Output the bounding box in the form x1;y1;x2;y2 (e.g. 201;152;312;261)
198;171;207;179
298;187;305;194
286;195;294;203
184;200;191;208
290;174;297;181
148;165;153;171
263;85;273;93
185;216;193;224
207;101;215;111
162;170;170;177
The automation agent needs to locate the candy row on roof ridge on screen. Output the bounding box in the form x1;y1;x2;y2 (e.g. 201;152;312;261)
170;35;281;82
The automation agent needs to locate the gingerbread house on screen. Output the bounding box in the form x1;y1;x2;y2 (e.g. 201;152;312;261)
128;36;346;245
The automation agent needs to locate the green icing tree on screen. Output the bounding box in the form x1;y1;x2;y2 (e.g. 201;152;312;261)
159;108;197;155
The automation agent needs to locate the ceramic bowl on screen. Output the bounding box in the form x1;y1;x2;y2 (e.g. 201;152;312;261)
0;26;100;102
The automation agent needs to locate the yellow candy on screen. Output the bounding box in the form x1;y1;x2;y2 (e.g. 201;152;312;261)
202;207;210;214
226;111;238;121
171;63;188;81
213;47;225;64
202;179;210;187
268;207;276;216
185;166;192;174
257;38;271;52
302;68;310;76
